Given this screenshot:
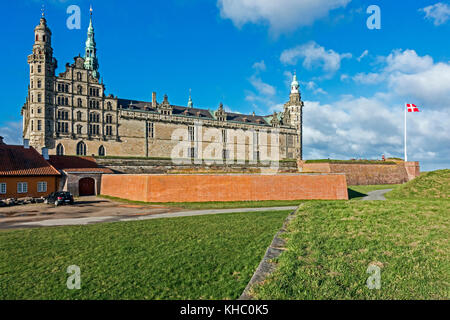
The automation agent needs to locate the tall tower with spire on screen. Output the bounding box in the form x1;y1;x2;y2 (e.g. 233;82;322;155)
284;72;304;159
84;6;100;79
24;9;57;151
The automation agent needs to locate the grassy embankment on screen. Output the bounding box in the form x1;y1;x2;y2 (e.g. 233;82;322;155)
251;170;449;299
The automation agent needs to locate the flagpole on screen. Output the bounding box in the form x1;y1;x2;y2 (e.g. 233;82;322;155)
404;103;407;162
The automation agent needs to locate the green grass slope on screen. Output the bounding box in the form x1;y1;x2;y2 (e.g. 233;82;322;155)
252;201;449;300
386;169;450;199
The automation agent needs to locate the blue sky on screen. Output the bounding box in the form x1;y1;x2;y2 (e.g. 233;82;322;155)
2;0;450;171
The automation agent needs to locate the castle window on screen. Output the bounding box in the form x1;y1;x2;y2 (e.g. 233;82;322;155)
77;125;82;134
43;35;46;42
65;97;69;105
98;145;105;157
106;125;113;136
78;98;83;107
37;108;42;114
31;66;33;73
38;65;41;73
77;85;83;94
31;120;34;131
17;182;28;194
147;122;154;138
107;102;112;110
88;124;99;135
35;35;38;42
77;111;82;121
37;80;41;88
76;141;86;156
287;135;294;147
65;84;69;93
37;120;42;131
58;110;69;120
222;129;227;143
57;122;69;133
56;143;64;156
222;149;228;160
188;126;195;142
106;114;113;124
37;94;42;103
89;113;100;123
188;147;196;159
77;72;82;81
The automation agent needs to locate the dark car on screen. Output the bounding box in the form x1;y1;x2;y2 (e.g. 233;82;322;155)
45;192;74;206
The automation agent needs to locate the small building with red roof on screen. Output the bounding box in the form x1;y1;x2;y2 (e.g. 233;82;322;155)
0;137;61;199
48;155;113;196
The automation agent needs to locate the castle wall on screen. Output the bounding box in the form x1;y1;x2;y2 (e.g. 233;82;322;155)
101;173;348;202
298;161;421;185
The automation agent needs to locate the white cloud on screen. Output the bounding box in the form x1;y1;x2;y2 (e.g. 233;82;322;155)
389;62;450;108
280;41;352;74
252;60;266;72
384;49;434;74
357;49;369;62
420;2;450;26
353;72;385;84
249;75;276;96
351;49;450;108
217;0;351;34
303;81;327;95
0;121;23;145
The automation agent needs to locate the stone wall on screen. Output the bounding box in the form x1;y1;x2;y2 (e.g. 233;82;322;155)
95;158;299;174
101;173;348;202
298;161;420;185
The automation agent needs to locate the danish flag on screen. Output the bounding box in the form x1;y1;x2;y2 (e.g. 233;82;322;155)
406;103;420;112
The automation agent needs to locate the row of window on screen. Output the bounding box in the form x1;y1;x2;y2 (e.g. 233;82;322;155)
56;122;114;135
55;111;114;123
0;182;47;194
57;142;106;157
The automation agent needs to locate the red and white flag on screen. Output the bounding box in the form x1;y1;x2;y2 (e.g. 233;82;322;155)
406;103;420;112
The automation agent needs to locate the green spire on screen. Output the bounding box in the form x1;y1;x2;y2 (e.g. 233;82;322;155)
187;89;193;108
84;6;100;80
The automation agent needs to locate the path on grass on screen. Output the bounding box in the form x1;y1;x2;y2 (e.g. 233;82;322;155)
362;189;392;201
3;206;298;230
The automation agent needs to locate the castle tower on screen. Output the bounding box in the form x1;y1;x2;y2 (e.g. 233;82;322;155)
187;89;194;108
84;7;100;79
284;72;304;159
25;10;57;151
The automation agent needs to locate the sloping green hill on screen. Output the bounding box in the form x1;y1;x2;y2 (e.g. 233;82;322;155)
386;169;450;199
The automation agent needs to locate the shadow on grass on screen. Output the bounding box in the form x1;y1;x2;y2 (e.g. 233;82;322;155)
347;188;367;200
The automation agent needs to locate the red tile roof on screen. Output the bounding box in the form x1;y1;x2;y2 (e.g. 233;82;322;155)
49;156;113;174
0;145;60;176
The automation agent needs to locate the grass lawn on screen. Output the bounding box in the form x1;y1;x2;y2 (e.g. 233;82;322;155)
251;200;449;299
99;194;303;210
0;210;291;300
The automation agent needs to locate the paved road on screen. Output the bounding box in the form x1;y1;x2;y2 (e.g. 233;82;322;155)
362;189;392;201
4;206;298;229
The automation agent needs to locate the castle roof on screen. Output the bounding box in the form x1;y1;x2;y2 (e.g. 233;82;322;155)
117;99;272;126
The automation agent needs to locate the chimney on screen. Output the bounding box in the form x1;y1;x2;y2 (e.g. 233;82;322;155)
23;139;30;149
152;92;157;108
41;147;49;160
0;136;4;145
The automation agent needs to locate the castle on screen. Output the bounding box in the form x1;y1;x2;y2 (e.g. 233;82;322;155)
21;10;303;162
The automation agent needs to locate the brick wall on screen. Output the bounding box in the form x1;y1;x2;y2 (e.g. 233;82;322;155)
298;161;420;185
101;173;348;202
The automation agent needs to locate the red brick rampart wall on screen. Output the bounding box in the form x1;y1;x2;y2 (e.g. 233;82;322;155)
101;174;348;202
298;161;420;185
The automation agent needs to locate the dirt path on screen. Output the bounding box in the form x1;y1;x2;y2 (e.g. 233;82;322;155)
362;189;393;201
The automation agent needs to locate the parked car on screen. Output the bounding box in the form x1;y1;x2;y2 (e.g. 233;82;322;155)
44;192;74;206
